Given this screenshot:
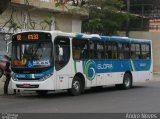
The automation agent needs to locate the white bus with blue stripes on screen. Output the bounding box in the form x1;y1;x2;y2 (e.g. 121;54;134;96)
11;30;153;96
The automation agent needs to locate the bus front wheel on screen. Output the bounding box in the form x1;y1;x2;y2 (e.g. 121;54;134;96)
69;76;82;96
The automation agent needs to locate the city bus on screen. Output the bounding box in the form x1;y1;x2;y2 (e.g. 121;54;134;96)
11;30;153;96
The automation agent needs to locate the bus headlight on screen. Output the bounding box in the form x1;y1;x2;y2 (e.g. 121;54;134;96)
12;73;18;81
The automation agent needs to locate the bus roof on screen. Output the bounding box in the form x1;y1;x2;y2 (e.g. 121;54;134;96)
13;30;151;44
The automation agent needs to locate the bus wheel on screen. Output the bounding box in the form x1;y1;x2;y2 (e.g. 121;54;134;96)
122;73;132;89
69;76;82;96
116;73;132;90
36;90;48;96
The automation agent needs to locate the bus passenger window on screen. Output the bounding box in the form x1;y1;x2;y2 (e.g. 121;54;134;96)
97;41;104;59
124;43;130;59
118;43;130;59
54;37;70;70
112;43;118;59
141;44;151;59
131;43;141;60
89;41;96;59
72;38;89;60
73;49;80;60
105;42;112;59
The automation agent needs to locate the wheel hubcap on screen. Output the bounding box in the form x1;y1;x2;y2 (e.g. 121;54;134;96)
73;81;80;92
124;77;130;87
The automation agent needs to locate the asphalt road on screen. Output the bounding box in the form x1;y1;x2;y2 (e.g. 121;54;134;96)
0;80;160;113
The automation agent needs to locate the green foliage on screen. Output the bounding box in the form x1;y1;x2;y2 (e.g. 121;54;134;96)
82;0;129;35
0;0;10;14
40;15;54;30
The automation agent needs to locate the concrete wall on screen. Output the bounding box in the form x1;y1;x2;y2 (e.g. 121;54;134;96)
120;31;160;73
55;14;72;32
72;18;82;33
0;6;83;55
0;6;82;32
55;15;81;33
0;7;54;32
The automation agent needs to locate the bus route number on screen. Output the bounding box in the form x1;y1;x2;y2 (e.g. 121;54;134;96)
28;34;39;40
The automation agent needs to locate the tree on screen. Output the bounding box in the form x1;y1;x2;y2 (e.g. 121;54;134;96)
55;0;129;35
82;0;129;35
0;0;11;14
0;0;55;33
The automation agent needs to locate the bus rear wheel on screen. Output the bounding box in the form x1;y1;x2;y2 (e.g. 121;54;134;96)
69;76;82;96
116;73;132;90
36;90;48;96
122;73;132;89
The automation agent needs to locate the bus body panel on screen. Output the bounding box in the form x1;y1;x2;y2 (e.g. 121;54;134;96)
55;59;75;90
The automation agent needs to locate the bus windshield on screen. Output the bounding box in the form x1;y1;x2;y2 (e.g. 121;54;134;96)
12;42;53;68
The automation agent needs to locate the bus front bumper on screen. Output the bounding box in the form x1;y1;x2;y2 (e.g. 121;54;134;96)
11;77;55;90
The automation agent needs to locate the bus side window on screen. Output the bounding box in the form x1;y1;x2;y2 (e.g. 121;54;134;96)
72;38;89;60
80;40;89;60
118;42;124;59
105;42;112;59
131;44;136;59
124;43;130;59
89;40;96;59
97;41;105;59
112;42;118;59
131;43;141;60
54;36;70;70
72;39;81;60
141;44;151;59
118;42;130;59
135;44;141;59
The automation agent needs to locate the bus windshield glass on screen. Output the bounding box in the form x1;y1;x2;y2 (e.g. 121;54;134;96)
12;42;53;68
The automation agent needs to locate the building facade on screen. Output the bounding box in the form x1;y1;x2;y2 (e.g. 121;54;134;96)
0;0;88;54
121;0;160;73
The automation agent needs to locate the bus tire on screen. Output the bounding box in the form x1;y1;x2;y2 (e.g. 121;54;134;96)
36;90;48;96
69;76;82;96
122;73;132;89
116;73;132;90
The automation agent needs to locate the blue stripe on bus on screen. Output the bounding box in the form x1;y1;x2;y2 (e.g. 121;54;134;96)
83;59;151;74
15;68;54;79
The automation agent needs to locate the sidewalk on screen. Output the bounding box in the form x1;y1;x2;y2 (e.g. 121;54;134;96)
0;74;160;95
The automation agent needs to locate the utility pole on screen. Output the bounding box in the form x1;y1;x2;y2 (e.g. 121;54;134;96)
126;0;130;37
